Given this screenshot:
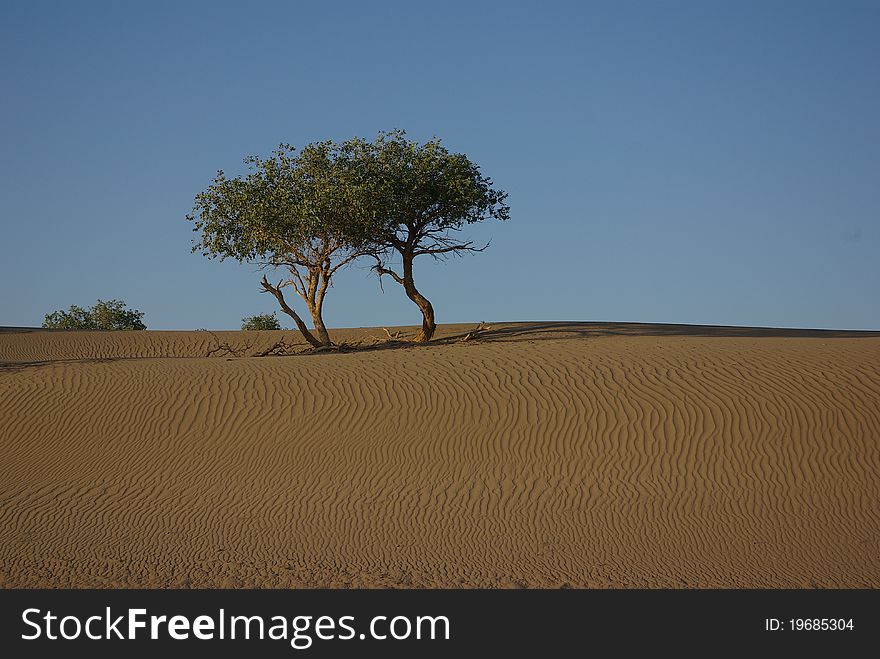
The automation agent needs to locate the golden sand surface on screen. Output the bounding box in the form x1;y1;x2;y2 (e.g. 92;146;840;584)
1;322;878;587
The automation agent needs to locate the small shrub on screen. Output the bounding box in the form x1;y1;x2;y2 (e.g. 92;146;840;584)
241;312;281;331
43;299;146;330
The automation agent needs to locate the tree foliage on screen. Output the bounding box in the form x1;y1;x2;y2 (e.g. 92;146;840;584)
241;312;281;331
42;299;146;330
188;130;509;344
188;142;373;347
354;130;510;341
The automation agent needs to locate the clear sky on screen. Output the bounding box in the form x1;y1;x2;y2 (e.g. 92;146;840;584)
1;0;877;330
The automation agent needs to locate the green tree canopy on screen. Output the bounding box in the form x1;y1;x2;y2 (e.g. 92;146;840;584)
188;142;372;347
353;130;510;341
241;312;281;331
189;131;508;345
43;299;146;330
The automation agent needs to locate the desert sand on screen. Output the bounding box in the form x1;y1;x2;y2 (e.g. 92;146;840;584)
1;322;878;588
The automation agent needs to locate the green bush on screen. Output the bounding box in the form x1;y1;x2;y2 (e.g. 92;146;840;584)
43;299;146;330
241;312;281;330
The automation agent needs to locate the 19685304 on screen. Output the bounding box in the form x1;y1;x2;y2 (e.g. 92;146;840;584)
765;618;854;631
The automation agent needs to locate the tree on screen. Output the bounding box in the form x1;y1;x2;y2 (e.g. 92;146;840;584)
188;142;371;348
43;304;92;330
241;312;281;330
355;130;510;342
42;299;146;330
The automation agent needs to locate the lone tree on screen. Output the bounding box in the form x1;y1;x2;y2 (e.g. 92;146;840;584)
188;142;371;348
356;130;509;342
241;312;281;331
43;299;146;330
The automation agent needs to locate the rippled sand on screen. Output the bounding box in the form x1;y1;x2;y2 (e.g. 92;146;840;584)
1;322;878;588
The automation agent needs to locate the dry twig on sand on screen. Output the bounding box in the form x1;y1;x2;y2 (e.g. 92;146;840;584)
252;336;300;357
205;331;254;357
459;321;493;343
363;327;410;346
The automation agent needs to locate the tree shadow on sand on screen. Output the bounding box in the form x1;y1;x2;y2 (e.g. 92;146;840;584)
431;321;880;345
299;321;880;357
3;323;876;367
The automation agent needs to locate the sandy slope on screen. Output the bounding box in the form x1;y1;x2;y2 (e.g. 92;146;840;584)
1;322;878;588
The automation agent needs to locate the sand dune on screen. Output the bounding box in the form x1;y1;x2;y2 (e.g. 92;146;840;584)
1;322;878;588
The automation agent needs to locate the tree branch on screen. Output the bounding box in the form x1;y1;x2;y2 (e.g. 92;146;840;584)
287;267;308;299
413;240;490;258
369;256;405;285
328;249;369;276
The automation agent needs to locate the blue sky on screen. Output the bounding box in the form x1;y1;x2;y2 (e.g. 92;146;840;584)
1;0;877;330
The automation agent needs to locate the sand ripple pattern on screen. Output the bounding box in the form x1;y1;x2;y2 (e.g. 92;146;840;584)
1;324;878;587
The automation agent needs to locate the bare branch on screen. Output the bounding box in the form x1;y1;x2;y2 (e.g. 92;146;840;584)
328;249;370;276
283;267;306;299
262;257;310;270
370;255;405;285
413;240;490;258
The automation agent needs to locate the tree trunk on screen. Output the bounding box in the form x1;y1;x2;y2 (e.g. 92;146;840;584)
306;266;333;347
402;254;436;342
278;304;324;348
309;307;332;346
260;276;324;348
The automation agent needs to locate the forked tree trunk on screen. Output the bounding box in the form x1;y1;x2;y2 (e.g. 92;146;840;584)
277;303;324;348
260;276;325;348
402;255;436;343
306;265;333;347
